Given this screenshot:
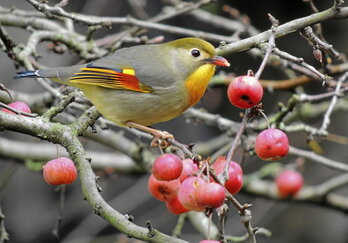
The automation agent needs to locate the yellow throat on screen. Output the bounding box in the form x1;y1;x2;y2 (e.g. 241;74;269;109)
185;64;216;107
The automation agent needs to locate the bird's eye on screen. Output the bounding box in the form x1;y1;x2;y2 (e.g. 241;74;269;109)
191;49;201;58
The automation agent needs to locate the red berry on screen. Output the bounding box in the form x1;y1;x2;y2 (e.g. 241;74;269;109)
212;156;243;195
276;170;303;197
227;75;263;109
152;154;183;181
43;157;77;185
179;159;199;182
199;241;221;243
1;101;31;114
165;196;189;215
255;128;289;161
195;181;226;209
177;176;205;212
147;174;180;201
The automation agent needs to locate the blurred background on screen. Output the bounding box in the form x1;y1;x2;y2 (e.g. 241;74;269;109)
0;0;348;242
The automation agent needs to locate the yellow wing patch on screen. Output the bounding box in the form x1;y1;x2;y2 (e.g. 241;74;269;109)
122;68;135;75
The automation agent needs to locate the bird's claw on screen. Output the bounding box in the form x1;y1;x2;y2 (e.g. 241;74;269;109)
125;121;174;148
150;130;174;149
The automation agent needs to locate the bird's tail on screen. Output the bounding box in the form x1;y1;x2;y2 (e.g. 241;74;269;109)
14;70;41;79
14;67;79;86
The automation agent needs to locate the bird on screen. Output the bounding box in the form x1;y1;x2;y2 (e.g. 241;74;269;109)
15;37;230;144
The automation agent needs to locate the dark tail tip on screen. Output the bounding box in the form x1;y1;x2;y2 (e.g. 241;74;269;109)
14;70;40;79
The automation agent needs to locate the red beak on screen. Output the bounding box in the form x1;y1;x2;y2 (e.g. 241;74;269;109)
205;56;230;67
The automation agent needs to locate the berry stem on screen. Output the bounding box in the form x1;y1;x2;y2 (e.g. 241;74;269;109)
206;161;210;183
158;146;164;155
207;212;212;240
259;110;271;129
55;145;60;158
223;109;251;184
196;162;207;179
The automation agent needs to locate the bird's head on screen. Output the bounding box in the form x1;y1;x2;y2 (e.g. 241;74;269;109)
165;37;230;76
164;37;230;107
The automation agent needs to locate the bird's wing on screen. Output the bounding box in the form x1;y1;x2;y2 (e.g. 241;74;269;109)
16;43;179;93
69;45;164;93
70;44;178;92
69;63;153;93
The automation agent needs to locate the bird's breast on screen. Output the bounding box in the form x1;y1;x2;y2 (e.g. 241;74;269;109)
184;64;216;108
80;84;190;126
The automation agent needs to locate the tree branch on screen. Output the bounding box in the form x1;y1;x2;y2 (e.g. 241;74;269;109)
217;6;348;55
0;112;187;243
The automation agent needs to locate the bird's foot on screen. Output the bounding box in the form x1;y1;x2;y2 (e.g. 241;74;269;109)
150;130;174;148
126;121;174;148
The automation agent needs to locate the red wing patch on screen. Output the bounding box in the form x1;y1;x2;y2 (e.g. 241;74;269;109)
69;65;153;93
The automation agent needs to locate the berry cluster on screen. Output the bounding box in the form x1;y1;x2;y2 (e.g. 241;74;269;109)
227;75;290;160
227;75;303;197
148;154;243;214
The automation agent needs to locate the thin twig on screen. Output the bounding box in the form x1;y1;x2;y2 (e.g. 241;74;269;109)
221;109;251;185
313;173;348;196
300;26;340;59
210;169;256;243
172;214;187;238
334;0;345;9
25;0;236;42
299;86;348;102
0;207;9;243
216;6;348;56
0;84;12;103
270;46;330;83
0;24;22;66
319;72;348;132
243;174;348;212
255;14;278;80
170;139;194;158
0;102;37;117
289;146;348;172
42;91;78;120
217;204;228;242
55;0;69;8
225;228;272;242
52;185;66;238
